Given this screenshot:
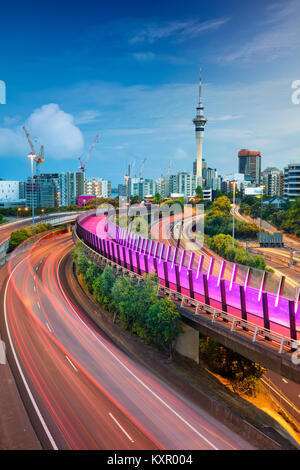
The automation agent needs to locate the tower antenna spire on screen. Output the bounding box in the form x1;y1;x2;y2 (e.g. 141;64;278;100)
193;64;207;188
199;63;202;104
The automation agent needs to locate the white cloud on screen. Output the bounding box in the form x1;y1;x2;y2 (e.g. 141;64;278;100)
220;0;300;62
129;17;230;44
74;109;101;125
0;103;84;159
26;104;84;159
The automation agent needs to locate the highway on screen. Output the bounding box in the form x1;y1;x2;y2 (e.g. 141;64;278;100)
3;230;255;450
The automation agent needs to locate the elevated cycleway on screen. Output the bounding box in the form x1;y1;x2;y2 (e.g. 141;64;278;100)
75;211;300;384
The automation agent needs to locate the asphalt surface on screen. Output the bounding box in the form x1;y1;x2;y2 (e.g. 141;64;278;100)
3;231;255;450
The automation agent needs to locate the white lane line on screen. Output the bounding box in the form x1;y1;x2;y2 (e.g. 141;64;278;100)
46;322;53;334
109;413;134;443
34;285;36;292
37;301;41;310
282;378;288;384
4;253;58;450
65;355;78;372
57;252;219;450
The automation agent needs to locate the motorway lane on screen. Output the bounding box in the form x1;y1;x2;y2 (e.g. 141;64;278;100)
4;232;255;450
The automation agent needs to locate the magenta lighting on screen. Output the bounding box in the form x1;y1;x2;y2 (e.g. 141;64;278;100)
165;245;170;262
258;272;266;302
229;263;237;292
196;255;204;280
295;287;300;314
172;248;177;269
179;250;185;273
217;260;225;287
148;240;153;259
244;267;250;292
187;252;194;274
207;257;213;280
78;213;300;344
275;276;284;308
158;244;163;263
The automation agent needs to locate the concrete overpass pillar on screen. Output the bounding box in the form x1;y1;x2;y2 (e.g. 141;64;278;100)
175;322;199;364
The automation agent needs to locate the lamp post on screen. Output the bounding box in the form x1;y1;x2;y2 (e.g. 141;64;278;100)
28;153;36;225
260;185;265;229
232;181;237;248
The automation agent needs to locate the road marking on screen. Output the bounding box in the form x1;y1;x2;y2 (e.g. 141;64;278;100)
46;322;53;334
37;301;41;310
109;413;134;443
57;252;219;450
34;285;36;292
282;378;288;384
65;355;78;372
4;252;58;450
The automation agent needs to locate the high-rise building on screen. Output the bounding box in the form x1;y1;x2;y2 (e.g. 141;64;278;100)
284;163;300;200
238;149;262;186
26;173;59;208
84;177;111;199
0;180;21;201
262;167;282;197
59;172;84;206
193;67;207;188
205;168;222;190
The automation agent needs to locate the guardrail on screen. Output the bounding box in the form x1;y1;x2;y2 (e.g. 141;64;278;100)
73;224;300;356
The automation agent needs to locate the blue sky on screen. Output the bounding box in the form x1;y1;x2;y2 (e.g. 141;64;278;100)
0;0;300;186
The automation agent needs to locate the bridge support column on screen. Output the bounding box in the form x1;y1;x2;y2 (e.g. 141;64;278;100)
144;254;149;274
262;293;271;340
289;300;297;342
188;270;194;299
122;246;127;269
67;223;72;233
136;252;141;276
203;274;209;306
239;286;248;330
175;322;199;364
129;249;134;272
220;280;228;322
175;265;181;294
163;261;169;289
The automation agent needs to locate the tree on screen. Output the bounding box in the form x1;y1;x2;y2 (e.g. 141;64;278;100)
199;336;266;396
195;186;203;200
153;193;161;204
131;195;142;204
145;298;182;357
93;266;115;310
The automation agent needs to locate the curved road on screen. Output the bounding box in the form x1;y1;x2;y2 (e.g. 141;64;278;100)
4;231;254;450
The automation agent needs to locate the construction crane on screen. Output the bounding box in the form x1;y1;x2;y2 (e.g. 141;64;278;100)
23;126;45;176
139;157;147;178
166;159;172;179
78;134;99;175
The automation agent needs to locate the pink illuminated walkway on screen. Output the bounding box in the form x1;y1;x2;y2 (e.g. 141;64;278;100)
79;215;300;342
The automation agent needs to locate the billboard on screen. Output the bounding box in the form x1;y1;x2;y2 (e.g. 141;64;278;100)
245;187;262;196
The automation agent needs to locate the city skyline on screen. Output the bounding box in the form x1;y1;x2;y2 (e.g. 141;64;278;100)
0;0;300;186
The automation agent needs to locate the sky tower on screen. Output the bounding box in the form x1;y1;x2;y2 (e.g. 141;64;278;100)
193;66;207;188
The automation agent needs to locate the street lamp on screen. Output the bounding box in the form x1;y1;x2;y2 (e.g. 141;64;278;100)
17;207;21;218
232;181;237;248
27;153;36;225
260;185;265;229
